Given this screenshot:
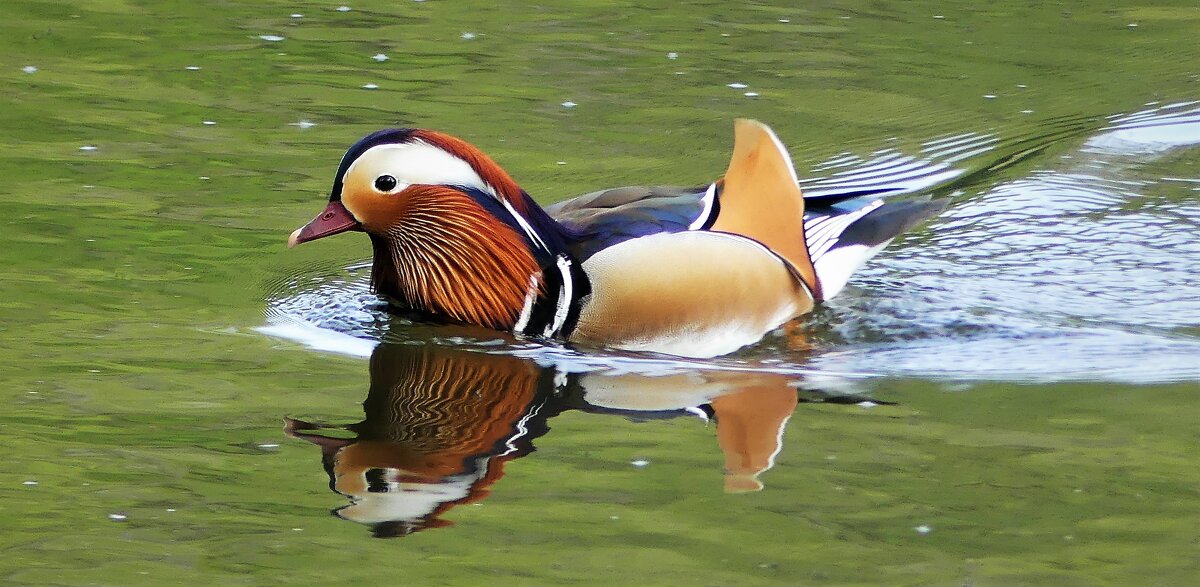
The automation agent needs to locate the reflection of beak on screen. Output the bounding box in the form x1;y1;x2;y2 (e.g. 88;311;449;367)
287;200;360;248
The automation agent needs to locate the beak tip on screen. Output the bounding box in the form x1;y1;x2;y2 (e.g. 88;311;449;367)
287;228;302;249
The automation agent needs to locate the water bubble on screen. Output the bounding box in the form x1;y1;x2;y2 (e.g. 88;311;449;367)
22;66;38;74
372;53;388;62
259;35;285;42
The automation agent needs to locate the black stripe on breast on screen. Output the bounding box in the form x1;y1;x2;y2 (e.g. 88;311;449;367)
513;254;592;340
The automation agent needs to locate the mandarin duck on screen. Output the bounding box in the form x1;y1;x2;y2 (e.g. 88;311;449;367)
288;120;942;358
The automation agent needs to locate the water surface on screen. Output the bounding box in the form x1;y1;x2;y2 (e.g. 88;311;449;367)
2;1;1198;584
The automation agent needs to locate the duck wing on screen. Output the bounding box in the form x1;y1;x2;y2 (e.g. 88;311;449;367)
546;120;944;301
546;185;710;261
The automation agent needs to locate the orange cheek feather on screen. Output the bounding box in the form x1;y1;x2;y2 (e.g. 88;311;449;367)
350;185;541;330
340;186;401;233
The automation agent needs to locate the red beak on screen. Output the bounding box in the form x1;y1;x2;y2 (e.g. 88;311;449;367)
287;200;361;248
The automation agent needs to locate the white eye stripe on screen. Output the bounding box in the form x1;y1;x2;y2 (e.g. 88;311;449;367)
355;142;490;193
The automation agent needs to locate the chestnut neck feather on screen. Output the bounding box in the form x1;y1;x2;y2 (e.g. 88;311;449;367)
369;186;540;330
362;346;541;451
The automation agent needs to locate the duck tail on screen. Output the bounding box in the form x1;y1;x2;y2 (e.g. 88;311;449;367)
709;119;821;296
804;197;947;300
709;119;945;302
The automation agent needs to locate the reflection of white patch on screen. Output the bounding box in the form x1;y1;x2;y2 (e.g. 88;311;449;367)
336;465;487;525
764;414;791;471
579;372;728;411
1090;102;1200;151
1085;114;1200;155
256;317;376;358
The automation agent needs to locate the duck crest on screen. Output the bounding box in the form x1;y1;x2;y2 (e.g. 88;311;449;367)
408;129;531;214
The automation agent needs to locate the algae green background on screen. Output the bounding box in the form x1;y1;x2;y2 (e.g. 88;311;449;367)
2;1;1199;584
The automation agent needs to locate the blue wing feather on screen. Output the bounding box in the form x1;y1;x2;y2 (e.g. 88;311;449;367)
546;182;934;263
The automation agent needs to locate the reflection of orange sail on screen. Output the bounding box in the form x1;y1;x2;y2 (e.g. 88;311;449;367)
576;369;801;492
710;386;798;493
287;344;548;537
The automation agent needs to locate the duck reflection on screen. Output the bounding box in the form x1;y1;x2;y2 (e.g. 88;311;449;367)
285;342;804;537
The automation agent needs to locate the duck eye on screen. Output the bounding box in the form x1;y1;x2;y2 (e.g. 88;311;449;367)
374;175;398;192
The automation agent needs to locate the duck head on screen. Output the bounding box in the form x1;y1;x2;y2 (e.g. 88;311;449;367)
284;342;558;537
288;129;570;330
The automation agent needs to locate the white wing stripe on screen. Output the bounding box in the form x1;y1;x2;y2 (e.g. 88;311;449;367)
543;255;574;338
688;183;719;230
513;274;540;334
803;199;885;262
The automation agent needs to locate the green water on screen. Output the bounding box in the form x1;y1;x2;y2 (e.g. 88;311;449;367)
3;0;1199;584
